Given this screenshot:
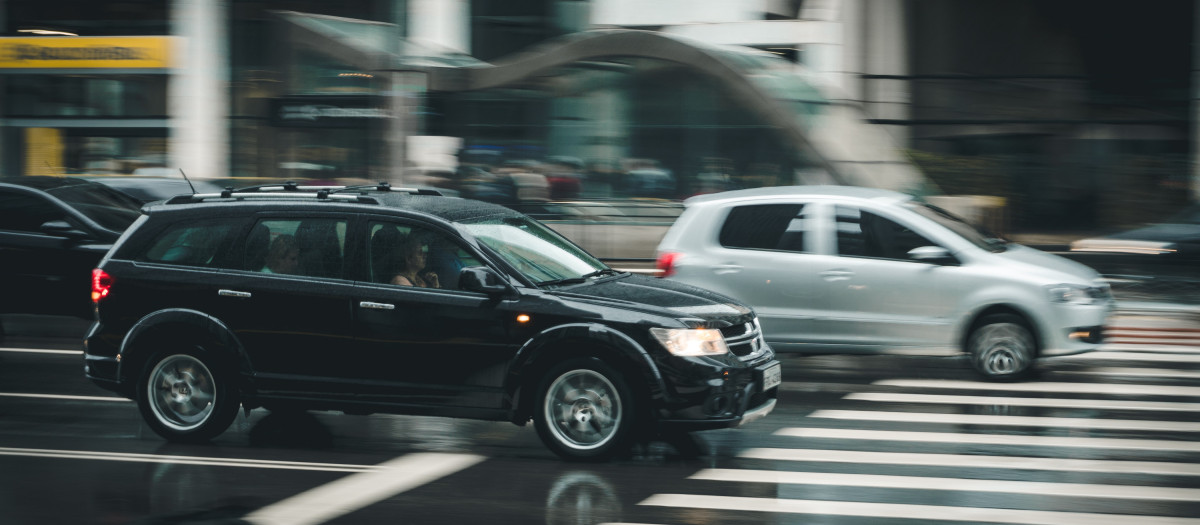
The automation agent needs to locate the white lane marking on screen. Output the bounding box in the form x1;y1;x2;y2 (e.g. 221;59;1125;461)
739;448;1200;477
0;392;129;402
1059;367;1200;379
244;453;484;525
873;379;1200;396
0;348;82;355
691;468;1200;501
639;494;1200;525
810;409;1200;432
777;427;1200;452
1065;352;1200;363
845;392;1200;412
0;446;374;472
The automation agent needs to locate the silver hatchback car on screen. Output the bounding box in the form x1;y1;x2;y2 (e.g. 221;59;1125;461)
655;186;1114;379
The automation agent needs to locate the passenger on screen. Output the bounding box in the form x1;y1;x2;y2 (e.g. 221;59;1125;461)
391;235;440;288
262;234;299;274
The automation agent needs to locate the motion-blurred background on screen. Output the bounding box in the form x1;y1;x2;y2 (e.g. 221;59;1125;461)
2;0;1197;300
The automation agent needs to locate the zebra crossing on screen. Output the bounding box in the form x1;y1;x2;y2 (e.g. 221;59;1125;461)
612;320;1200;524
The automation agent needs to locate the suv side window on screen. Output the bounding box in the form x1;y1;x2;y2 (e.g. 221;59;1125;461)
140;217;243;267
368;221;480;290
835;205;936;260
243;218;348;278
0;190;67;233
719;203;811;253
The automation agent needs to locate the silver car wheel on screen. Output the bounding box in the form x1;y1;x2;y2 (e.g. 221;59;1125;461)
146;354;217;431
970;322;1033;377
543;369;622;451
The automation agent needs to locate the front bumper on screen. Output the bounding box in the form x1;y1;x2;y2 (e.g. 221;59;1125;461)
656;357;781;431
1040;301;1114;357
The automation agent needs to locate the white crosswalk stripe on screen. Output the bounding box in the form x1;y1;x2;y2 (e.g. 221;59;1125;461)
630;326;1200;524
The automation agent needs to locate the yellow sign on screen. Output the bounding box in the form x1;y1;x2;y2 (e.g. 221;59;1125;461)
0;36;175;69
24;128;64;176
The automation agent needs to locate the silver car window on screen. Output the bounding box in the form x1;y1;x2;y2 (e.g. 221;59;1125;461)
835;205;938;260
718;203;812;253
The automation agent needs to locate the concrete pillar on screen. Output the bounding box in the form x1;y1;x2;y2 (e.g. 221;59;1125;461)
839;0;865;102
169;0;229;180
409;0;469;53
864;0;910;146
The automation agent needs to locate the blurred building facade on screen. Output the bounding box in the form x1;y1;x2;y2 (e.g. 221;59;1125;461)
0;0;1195;232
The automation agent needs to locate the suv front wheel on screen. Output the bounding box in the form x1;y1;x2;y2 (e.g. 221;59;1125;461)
534;357;637;461
136;348;239;442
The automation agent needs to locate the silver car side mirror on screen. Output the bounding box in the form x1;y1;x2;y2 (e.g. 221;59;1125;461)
908;246;957;265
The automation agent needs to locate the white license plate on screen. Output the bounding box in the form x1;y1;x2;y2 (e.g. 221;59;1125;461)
760;363;782;391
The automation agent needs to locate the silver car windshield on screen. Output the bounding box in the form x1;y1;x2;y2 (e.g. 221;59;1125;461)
907;202;1005;252
460;216;608;285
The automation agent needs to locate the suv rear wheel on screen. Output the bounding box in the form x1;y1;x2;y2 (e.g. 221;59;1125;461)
968;314;1035;380
136;348;239;442
534;357;636;461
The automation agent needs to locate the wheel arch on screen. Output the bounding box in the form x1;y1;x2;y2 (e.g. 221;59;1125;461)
504;323;666;425
117;309;251;394
960;303;1043;357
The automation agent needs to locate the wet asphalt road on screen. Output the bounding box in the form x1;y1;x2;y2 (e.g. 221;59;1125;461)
1;314;1199;525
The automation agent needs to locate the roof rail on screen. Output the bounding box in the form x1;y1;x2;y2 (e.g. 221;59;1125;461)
164;191;380;205
162;180;445;204
340;182;444;196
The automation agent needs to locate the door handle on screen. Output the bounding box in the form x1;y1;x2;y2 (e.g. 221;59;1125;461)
359;301;395;310
218;289;252;298
819;269;854;282
712;263;744;275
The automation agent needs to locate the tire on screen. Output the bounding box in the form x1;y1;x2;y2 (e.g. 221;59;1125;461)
533;357;637;461
968;314;1036;380
136;347;240;443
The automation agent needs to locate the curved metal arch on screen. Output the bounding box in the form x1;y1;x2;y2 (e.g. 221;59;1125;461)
424;29;845;183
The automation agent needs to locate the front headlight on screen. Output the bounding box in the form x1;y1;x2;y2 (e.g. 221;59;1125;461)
649;327;729;356
1045;283;1108;305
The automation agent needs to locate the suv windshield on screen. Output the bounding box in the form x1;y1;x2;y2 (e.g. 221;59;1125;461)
459;216;607;285
46;184;142;232
907;202;1005;252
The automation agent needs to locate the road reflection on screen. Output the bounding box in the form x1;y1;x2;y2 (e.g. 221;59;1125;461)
248;410;334;449
544;471;621;525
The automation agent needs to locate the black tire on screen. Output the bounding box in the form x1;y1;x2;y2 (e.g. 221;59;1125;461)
533;357;637;461
136;347;239;443
968;313;1036;381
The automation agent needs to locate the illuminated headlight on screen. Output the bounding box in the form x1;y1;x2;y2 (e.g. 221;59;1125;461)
650;327;729;356
1046;283;1109;305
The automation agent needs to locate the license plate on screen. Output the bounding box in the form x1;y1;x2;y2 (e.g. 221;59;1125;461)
759;363;782;391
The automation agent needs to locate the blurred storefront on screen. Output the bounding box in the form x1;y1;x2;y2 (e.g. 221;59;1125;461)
0;34;173;176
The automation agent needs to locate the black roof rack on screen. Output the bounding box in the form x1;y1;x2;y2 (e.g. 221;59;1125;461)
163;180;443;205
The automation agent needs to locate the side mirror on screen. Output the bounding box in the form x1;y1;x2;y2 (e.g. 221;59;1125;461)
908;246;958;265
40;220;90;240
459;266;510;295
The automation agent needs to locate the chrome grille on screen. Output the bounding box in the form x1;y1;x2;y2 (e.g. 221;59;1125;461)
722;321;766;360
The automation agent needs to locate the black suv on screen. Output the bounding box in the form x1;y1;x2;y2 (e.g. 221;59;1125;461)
83;183;780;460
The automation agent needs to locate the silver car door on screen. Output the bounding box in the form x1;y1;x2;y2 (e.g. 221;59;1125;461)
823;205;955;349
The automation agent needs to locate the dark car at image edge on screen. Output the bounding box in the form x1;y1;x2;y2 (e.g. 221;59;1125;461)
0;176;144;321
82;183;780;460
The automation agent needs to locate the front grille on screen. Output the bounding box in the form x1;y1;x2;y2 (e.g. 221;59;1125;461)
722;321;766;360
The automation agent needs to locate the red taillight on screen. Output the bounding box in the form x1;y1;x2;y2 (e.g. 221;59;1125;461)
92;268;113;302
655;252;681;278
